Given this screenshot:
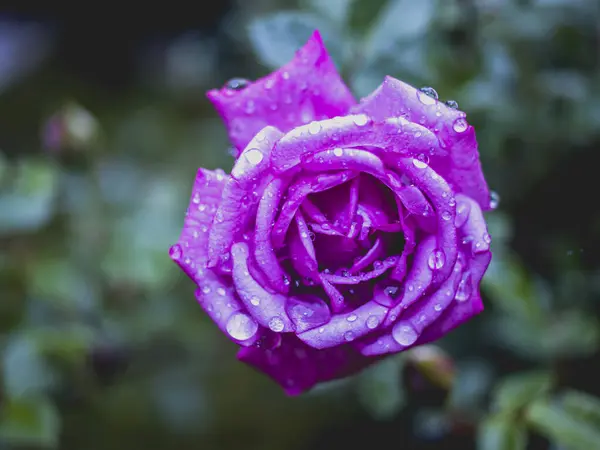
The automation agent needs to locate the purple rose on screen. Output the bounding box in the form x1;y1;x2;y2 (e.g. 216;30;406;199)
170;31;492;395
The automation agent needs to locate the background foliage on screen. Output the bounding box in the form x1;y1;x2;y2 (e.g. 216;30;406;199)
1;0;600;449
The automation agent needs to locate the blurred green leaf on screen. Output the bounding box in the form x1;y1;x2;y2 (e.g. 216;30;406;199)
561;390;600;426
248;11;347;69
448;360;494;411
0;158;58;235
490;311;600;361
356;355;405;420
302;0;353;26
0;397;60;448
348;0;389;34
491;371;553;413
477;414;528;450
526;398;600;450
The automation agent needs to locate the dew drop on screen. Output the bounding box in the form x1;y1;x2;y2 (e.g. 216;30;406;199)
417;153;430;165
366;315;380;329
353;115;369;126
489;191;500;210
169;244;182;261
308;121;322;135
418;87;438;105
268;316;285;332
455;272;473;302
344;331;355;341
413;158;428;169
392;322;418;346
384;285;400;299
333;147;343;157
434;303;442;312
483;232;492;244
442;210;452;221
445;100;459;109
250;296;260;306
226;312;258;340
225;78;250;90
427;249;446;270
347;314;358;322
217;287;226;296
201;286;211;294
453;118;468;133
286;296;330;332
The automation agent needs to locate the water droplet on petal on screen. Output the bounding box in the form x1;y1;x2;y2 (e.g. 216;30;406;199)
226;312;259;340
442;210;452;221
244;148;263;165
347;314;357;322
268;316;285;332
308;121;322;135
225;78;250;90
353;115;369;126
392;322;418;346
169;244;182;261
344;331;355;341
455;272;473;302
286;295;331;332
427;249;446;270
217;287;226;296
413;158;428;169
483;232;492;244
453;118;468;133
418;87;438;105
445;100;459;109
333;147;343;157
250;296;260;306
201;286;211;294
434;303;442;312
366;315;380;329
384;285;400;299
489;191;500;210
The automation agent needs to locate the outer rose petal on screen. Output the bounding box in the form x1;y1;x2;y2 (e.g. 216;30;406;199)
237;335;376;395
352;76;491;210
169;168;227;283
207;31;356;155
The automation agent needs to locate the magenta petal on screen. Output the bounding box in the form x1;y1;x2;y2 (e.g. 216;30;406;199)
170;168;227;283
237;335;374;395
289;213;319;279
207;31;356;155
353;76;490;210
207;126;283;266
298;301;389;350
456;194;492;254
254;178;290;294
231;242;294;332
397;185;436;232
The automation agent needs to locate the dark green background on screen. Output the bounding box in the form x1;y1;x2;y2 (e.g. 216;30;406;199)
1;1;599;449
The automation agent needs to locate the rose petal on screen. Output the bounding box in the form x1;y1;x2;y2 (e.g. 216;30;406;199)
298;301;389;349
170;168;226;283
289;212;319;279
207;127;283;267
353;76;490;209
237;335;374;395
272;115;442;173
254;177;290;293
207;31;356;155
456;194;491;254
231;242;294;332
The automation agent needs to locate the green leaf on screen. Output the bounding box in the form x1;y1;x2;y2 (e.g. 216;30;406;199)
561;390;600;426
247;11;347;69
0;397;60;448
348;0;389;34
356;355;405;420
525;398;600;450
491;371;553;413
0;158;58;235
302;0;353;26
477;414;528;450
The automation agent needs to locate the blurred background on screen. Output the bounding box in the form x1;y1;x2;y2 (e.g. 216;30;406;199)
1;0;600;449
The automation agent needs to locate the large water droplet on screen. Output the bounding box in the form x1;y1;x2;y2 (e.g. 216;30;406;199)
347;314;357;322
418;87;438;105
392;322;418;346
353;115;369;126
225;78;250;90
169;244;182;261
455;272;472;302
286;295;331;333
489;191;500;210
308;121;322;135
244;148;264;165
427;249;446;270
384;285;400;299
442;210;452;221
453;118;468;133
268;316;285;332
226;312;259;340
366;315;380;329
445;100;459;109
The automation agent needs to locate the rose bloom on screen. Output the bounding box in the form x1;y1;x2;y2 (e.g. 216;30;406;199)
170;31;492;395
